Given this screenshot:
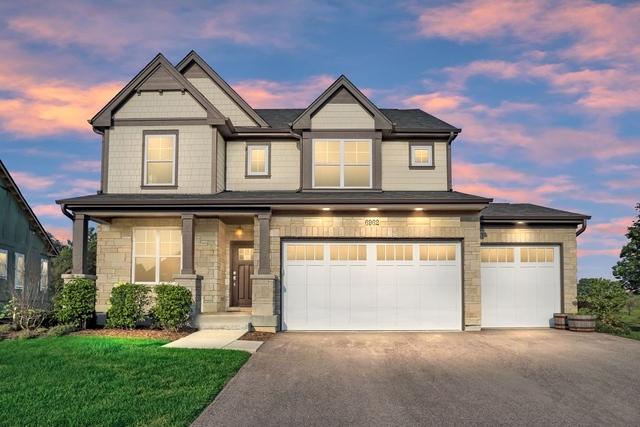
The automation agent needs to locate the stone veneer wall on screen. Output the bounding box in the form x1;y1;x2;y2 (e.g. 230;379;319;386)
261;213;482;328
480;225;578;314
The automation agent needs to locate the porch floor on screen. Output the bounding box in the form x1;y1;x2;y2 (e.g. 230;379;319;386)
195;312;252;330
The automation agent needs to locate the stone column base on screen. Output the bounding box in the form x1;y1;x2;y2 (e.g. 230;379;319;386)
250;274;278;331
61;274;97;284
173;274;203;316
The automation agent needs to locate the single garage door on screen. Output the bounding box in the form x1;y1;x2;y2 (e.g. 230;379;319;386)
282;241;462;331
481;246;561;328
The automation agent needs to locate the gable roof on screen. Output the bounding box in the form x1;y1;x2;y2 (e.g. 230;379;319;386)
90;53;227;127
175;51;269;128
0;160;58;255
291;75;393;130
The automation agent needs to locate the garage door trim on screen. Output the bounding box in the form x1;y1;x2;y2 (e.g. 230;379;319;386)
279;237;465;331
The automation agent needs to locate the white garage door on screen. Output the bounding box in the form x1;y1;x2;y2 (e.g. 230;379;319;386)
282;241;462;331
481;246;561;328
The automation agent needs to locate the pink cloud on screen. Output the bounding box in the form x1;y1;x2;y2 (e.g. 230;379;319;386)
233;75;336;108
454;161;530;184
61;160;101;172
32;204;63;219
589;217;634;237
46;226;71;243
10;171;55;190
49;178;100;198
578;248;620;257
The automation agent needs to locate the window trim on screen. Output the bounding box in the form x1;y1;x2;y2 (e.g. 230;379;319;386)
409;142;435;170
0;248;7;280
141;130;179;188
131;227;182;284
14;252;25;290
39;258;49;291
312;138;373;189
245;142;271;178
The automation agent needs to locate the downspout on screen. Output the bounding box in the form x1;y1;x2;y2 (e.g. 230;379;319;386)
576;218;588;236
446;131;457;192
93;128;105;194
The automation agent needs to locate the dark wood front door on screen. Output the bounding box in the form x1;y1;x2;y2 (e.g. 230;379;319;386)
231;242;254;307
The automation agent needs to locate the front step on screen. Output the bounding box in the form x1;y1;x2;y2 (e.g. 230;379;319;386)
195;312;251;330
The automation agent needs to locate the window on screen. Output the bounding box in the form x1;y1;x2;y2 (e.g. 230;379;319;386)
287;245;324;261
313;139;372;188
330;244;366;261
14;253;25;289
40;259;49;291
0;249;7;279
521;247;554;263
410;144;434;168
481;247;514;263
419;244;456;261
144;132;177;185
246;144;270;176
238;248;254;261
133;229;181;283
377;244;413;261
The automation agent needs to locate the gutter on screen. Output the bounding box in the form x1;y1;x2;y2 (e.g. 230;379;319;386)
576;218;588;236
60;204;74;220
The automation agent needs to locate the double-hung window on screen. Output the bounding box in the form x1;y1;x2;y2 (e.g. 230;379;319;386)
133;228;181;283
40;259;49;291
313;139;372;188
0;249;7;280
14;253;25;289
143;131;177;186
246;144;270;176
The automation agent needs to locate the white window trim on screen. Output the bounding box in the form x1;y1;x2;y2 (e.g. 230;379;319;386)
39;258;49;291
143;133;177;186
131;227;182;284
312;138;373;189
0;248;7;280
410;144;434;167
14;252;25;290
246;144;270;176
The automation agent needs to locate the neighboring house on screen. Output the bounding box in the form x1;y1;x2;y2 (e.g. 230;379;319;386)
56;52;590;332
0;160;58;305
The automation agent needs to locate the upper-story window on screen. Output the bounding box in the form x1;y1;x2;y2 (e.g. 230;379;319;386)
143;131;178;186
246;144;270;177
409;143;434;169
313;139;372;188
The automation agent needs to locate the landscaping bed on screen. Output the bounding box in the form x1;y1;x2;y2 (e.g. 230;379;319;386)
0;335;250;426
74;327;196;341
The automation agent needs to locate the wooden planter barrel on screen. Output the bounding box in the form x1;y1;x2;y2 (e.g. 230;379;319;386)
567;314;597;332
553;313;568;330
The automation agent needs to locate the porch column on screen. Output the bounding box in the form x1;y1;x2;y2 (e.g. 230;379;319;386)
181;214;195;275
71;214;89;274
257;213;271;274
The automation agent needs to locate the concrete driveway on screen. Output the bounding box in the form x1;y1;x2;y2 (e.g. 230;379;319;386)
193;330;640;426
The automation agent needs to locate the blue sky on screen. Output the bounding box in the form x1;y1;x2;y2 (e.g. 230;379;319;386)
0;0;638;278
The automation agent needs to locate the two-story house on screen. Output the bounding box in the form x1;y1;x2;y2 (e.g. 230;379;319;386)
57;52;589;332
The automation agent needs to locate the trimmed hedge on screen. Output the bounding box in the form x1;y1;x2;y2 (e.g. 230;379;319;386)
54;279;96;328
106;283;150;329
151;285;192;331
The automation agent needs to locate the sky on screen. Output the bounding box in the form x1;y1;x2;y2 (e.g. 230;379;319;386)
0;0;638;279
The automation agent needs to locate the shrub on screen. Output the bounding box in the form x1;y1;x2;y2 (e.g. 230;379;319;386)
577;278;628;326
597;323;631;337
45;323;78;337
106;282;150;329
54;278;96;328
15;328;47;340
1;298;49;330
0;323;16;335
151;285;192;331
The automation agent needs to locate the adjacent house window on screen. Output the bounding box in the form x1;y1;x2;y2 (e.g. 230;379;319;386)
40;259;49;291
313;139;372;188
14;253;25;289
0;249;7;279
246;144;270;176
132;228;181;283
143;132;177;186
410;144;434;168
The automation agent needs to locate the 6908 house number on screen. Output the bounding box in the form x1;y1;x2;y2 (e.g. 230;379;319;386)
364;218;380;226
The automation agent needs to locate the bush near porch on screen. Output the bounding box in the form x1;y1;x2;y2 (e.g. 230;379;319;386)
0;336;250;426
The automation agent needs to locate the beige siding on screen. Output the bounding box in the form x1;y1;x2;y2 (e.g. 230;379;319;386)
216;132;226;193
382;141;448;191
311;103;374;129
107;125;212;193
188;77;256;127
226;141;300;191
480;226;578;314
113;91;207;119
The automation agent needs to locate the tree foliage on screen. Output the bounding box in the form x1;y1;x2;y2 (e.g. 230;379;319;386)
613;203;640;293
577;278;628;326
50;228;97;291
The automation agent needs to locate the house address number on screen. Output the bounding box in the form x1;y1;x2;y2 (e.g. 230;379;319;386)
364;218;380;226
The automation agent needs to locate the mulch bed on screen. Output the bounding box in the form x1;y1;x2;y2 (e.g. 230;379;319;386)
73;328;196;341
239;331;275;341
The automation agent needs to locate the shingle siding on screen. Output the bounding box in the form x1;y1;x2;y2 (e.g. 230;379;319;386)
113;91;207;119
382;141;448;191
188;77;257;126
225;141;300;191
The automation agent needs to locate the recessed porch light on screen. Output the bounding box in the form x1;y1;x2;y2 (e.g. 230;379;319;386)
516;221;526;224
369;208;378;211
322;207;331;211
414;208;424;211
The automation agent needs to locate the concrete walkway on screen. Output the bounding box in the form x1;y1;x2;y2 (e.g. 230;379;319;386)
163;330;263;353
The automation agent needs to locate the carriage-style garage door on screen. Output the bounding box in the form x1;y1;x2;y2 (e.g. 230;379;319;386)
481;245;561;328
282;241;462;331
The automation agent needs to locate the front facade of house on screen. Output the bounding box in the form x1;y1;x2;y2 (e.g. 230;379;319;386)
1;160;57;304
58;52;589;332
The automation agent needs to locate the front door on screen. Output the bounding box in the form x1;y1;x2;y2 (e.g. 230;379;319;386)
231;242;254;307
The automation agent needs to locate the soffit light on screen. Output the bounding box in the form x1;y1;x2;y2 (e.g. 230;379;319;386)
369;208;378;211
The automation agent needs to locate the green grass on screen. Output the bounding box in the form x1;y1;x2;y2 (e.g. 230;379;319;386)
0;336;250;427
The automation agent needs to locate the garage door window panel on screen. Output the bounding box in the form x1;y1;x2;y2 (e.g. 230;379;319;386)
420;244;456;262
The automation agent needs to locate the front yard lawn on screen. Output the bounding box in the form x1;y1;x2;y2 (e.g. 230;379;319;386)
0;336;250;426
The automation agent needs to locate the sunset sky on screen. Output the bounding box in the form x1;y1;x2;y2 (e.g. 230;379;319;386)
0;0;638;279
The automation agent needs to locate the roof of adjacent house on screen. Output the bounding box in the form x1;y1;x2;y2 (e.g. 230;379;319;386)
255;108;459;132
0;160;59;255
481;203;591;221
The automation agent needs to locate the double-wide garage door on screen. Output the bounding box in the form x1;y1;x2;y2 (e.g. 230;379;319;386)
282;241;462;331
481;245;561;328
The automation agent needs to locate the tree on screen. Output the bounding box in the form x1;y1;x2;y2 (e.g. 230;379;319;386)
613;203;640;293
51;228;98;291
577;278;628;326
